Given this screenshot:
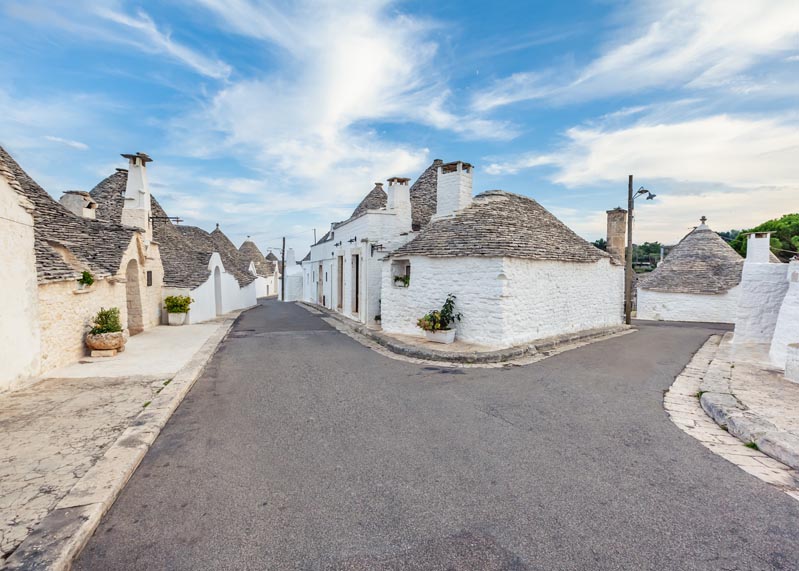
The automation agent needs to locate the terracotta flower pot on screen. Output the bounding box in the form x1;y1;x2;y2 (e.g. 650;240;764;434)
85;331;125;351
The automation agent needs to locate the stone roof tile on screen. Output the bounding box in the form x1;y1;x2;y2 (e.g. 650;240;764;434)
639;222;744;294
391;190;614;264
1;146;136;284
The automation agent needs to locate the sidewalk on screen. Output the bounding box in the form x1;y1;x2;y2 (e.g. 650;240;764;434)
699;333;799;471
298;301;631;365
1;314;240;569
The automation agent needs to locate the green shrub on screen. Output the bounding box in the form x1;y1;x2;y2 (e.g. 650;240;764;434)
164;295;193;313
393;275;410;287
90;307;122;334
78;270;94;286
417;294;461;332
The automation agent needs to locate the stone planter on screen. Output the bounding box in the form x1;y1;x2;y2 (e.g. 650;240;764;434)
85;331;125;357
167;312;187;326
424;329;456;344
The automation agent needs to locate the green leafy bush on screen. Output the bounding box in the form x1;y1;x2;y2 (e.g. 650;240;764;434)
90;307;122;334
164;295;193;313
729;213;799;261
78;270;94;286
393;275;410;287
417;294;461;332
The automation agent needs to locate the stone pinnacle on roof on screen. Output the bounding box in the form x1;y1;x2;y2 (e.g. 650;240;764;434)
639;219;744;294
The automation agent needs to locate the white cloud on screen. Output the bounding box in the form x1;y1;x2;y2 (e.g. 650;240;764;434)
95;7;232;80
171;0;511;209
472;0;799;110
44;135;89;151
4;1;231;80
487;114;799;189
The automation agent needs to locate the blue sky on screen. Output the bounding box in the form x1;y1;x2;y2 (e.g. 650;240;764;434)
1;0;797;256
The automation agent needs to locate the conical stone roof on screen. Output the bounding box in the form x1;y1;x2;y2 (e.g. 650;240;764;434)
239;239;276;277
639;221;744;294
391;190;614;263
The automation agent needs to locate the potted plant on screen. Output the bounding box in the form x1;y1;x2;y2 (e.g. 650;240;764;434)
77;270;94;290
85;307;125;354
393;275;410;287
417;294;461;344
164;295;193;326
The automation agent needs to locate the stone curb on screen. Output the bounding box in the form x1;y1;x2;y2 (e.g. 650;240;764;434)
664;335;799;501
696;333;799;472
297;301;631;364
2;312;243;571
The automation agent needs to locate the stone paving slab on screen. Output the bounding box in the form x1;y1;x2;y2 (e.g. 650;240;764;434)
0;313;241;569
696;333;799;471
664;334;799;501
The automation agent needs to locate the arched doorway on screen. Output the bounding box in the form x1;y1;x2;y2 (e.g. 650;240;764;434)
214;266;223;316
125;259;144;335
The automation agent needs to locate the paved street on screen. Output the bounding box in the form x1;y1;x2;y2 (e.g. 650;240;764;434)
76;300;799;570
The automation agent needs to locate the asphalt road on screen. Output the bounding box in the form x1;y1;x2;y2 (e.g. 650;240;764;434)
76;300;799;570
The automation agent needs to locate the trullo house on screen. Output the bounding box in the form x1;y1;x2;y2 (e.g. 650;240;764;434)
637;218;744;324
0;147;164;392
91;164;258;323
301;159;624;348
382;162;624;347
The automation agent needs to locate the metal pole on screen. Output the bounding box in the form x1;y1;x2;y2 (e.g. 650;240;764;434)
625;175;634;325
281;236;286;301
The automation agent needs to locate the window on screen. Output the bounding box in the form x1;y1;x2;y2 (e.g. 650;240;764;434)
146;271;153;286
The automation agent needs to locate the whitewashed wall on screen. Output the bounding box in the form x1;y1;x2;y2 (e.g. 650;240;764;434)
381;257;506;346
303;210;414;324
381;256;623;348
637;286;740;324
769;261;799;368
0;178;40;392
180;253;256;324
733;262;789;344
500;257;623;346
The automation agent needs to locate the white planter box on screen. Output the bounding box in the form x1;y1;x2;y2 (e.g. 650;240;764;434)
425;329;456;344
167;312;187;326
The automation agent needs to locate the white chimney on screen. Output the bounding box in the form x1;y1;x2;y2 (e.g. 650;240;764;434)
386;176;412;231
121;152;153;243
59;191;97;219
285;247;296;266
746;232;772;264
434;161;473;218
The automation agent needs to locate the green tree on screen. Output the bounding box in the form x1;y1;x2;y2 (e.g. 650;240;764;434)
592;238;607;251
729;213;799;261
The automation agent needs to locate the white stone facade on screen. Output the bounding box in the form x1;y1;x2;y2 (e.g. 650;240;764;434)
303;198;415;325
769;261;799;367
637;287;741;324
733;260;789;344
380;256;623;347
0;176;40;392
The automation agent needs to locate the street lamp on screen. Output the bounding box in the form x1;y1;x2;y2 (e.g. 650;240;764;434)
625;176;656;325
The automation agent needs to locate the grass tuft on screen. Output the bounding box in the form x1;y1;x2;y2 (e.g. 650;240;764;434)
745;441;759;450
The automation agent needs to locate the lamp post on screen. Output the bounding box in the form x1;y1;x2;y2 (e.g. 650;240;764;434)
625;175;656;325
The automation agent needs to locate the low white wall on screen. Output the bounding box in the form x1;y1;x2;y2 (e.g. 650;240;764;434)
734;262;789;344
381;256;505;345
179;253;256;324
0;178;40;392
637;286;740;324
500;257;624;346
769;261;799;368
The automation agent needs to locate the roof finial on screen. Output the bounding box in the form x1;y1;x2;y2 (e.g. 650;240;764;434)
216;223;220;230
700;215;707;225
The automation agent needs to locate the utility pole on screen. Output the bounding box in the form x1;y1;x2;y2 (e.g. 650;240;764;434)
281;236;286;302
625;175;634;325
